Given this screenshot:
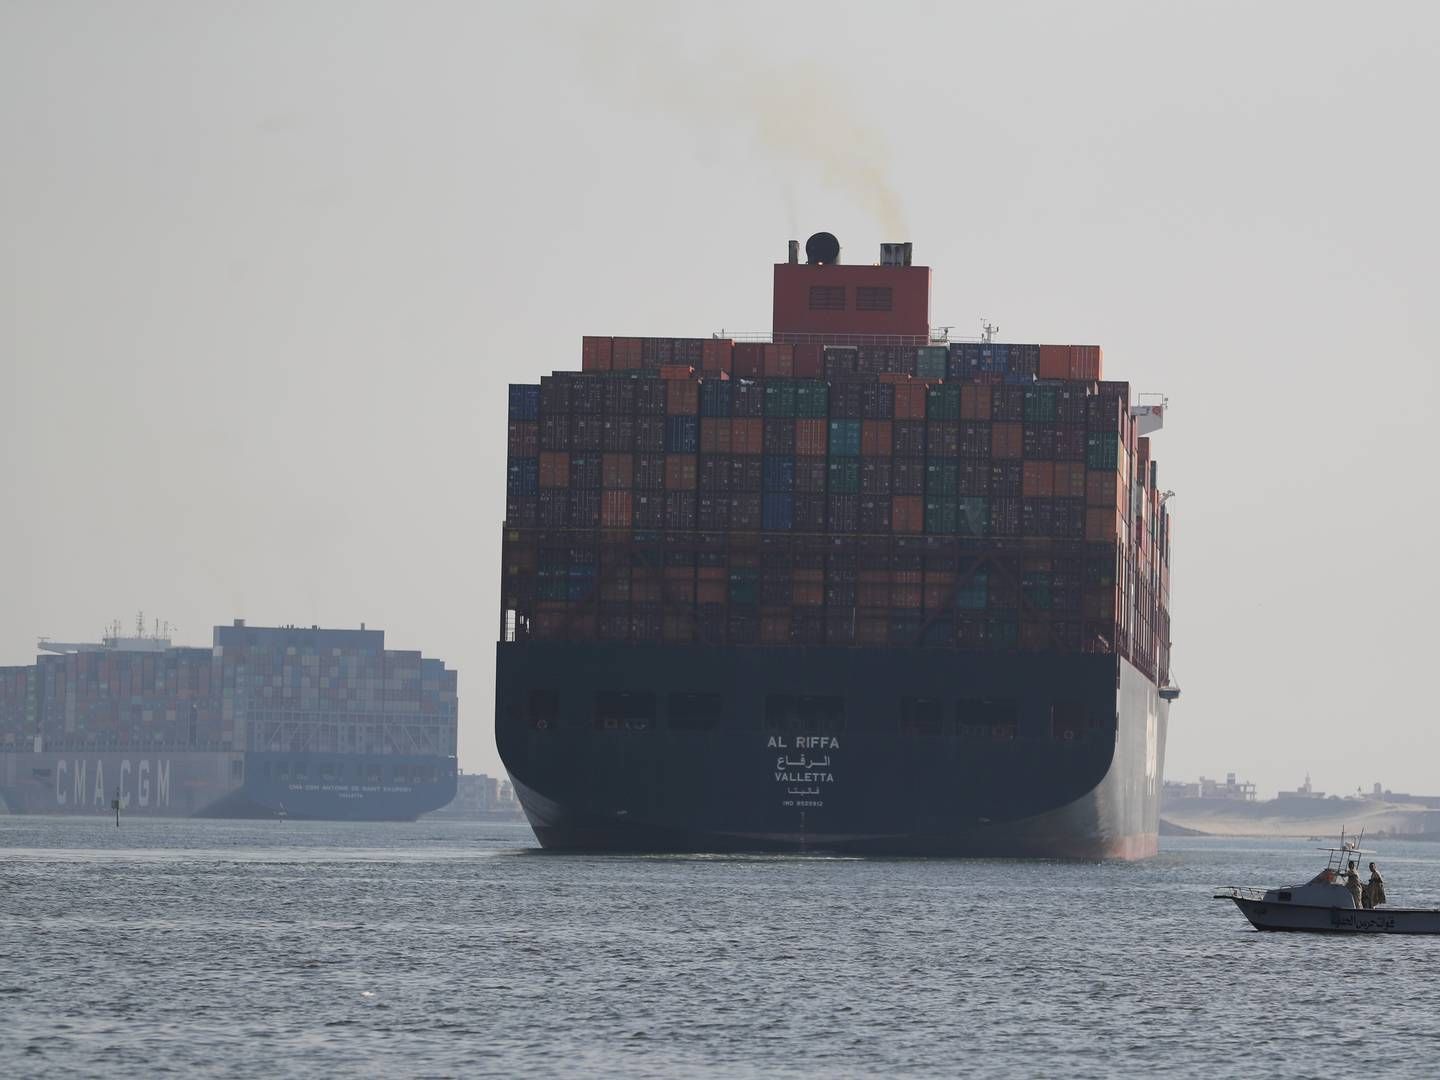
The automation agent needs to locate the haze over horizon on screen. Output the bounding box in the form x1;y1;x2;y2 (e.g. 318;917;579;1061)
3;1;1437;799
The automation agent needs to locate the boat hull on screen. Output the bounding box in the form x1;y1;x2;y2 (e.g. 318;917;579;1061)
1227;897;1440;934
496;641;1167;859
0;749;457;821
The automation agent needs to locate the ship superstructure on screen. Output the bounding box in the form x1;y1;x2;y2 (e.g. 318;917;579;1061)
495;234;1175;857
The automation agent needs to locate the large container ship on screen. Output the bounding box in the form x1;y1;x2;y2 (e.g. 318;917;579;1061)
495;234;1176;858
0;620;458;820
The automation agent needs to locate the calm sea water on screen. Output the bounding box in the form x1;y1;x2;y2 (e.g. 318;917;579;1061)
3;817;1440;1078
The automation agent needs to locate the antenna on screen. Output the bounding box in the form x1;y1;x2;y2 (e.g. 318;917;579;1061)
981;320;1000;344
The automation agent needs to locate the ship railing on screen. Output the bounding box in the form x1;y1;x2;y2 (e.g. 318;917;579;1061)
714;329;975;347
1215;886;1267;901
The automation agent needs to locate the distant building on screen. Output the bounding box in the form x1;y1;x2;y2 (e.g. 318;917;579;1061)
1277;773;1325;800
428;770;524;820
1162;771;1256;802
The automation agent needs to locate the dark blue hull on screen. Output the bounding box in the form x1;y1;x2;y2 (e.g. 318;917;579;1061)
496;642;1166;859
0;750;456;821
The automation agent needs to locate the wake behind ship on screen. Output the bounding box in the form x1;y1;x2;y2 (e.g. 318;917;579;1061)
496;234;1177;858
0;620;458;820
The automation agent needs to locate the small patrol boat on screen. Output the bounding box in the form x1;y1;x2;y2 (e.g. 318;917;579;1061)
1216;833;1440;934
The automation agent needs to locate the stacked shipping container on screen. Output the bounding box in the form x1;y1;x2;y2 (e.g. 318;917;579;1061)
503;336;1172;682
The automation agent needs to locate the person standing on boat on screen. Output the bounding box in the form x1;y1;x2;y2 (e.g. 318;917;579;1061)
1365;862;1387;908
1344;861;1363;908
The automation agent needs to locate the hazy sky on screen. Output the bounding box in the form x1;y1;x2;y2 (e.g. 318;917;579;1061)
3;1;1437;798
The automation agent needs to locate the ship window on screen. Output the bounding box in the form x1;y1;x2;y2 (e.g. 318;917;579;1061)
668;692;723;732
808;285;846;311
765;694;845;734
856;286;893;312
594;691;656;733
956;698;1018;740
529;689;560;732
900;697;944;736
1051;701;1087;741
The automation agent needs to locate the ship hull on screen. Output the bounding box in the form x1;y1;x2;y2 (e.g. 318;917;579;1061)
0;750;457;821
495;643;1167;859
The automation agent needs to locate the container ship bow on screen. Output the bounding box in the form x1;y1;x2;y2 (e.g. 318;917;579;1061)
496;233;1177;858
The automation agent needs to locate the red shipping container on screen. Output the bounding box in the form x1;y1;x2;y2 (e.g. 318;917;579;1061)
665;381;699;415
1054;462;1087;499
1086;506;1123;541
861;420;894;457
660;364;696;381
892;495;924;533
613;337;642;370
793;343;823;378
582;336;613;372
601;490;632;527
763;343;795;378
991;422;1024;459
539;451;570;488
733;343;765;378
701;338;734;374
960;385;992;421
795;419;828;457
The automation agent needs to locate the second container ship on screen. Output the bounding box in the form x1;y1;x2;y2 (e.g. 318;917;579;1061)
495;234;1176;858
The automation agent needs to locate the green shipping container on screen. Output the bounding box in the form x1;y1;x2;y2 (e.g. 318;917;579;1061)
1024;385;1058;423
1086;432;1120;471
924;496;960;534
729;569;758;605
827;459;861;494
1022;573;1053;611
955;570;988;610
795;381;829;418
915;346;948;380
764;381;798;418
927;384;961;420
828;419;862;456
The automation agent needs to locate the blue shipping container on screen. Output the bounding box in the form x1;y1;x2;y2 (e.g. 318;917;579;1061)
507;457;538;496
509;384;540;421
762;455;796;491
665;415;698;453
762;493;795;530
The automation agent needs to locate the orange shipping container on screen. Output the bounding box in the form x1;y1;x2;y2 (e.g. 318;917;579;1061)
1054;462;1086;499
793;343;823;378
894;383;928;420
1070;345;1103;381
856;616;888;646
861;420;893;457
660;364;696;381
760;610;791;643
666;381;699;415
602;453;633;489
892;495;924;533
960;385;992;421
1086;506;1124;541
665;455;698;490
991;422;1024;459
1086;470;1120;509
795;418;828;457
763;343;795;378
891;569;922;609
612;337;642;370
858;571;891;608
1022;461;1055;498
582;336;613;372
701;338;733;374
697;581;727;605
700;418;732;454
539;451;570;488
1038;345;1070;380
600;490;632;527
731;418;764;455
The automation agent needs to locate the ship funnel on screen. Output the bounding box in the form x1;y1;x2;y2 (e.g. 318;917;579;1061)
880;242;912;267
805;232;841;265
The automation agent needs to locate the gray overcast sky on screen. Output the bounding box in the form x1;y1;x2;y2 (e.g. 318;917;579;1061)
2;1;1436;797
